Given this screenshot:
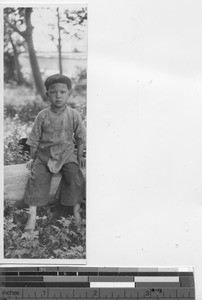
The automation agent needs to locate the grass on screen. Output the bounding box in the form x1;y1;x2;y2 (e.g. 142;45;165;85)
4;202;86;259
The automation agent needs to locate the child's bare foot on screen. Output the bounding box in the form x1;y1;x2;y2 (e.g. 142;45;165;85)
24;206;37;231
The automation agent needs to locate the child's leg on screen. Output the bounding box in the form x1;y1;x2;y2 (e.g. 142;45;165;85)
60;163;85;223
24;206;37;231
23;157;53;230
73;203;81;224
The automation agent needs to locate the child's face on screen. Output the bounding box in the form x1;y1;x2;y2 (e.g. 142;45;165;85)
46;83;71;109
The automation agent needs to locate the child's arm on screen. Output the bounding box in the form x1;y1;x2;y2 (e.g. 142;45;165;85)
26;146;38;170
73;111;86;168
77;142;86;168
26;111;44;170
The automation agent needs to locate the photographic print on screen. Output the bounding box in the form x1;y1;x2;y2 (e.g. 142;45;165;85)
3;4;87;261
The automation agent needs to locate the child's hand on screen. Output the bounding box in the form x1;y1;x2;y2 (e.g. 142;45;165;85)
78;156;86;169
26;159;34;170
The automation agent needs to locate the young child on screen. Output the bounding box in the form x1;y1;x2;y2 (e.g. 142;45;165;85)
23;74;86;231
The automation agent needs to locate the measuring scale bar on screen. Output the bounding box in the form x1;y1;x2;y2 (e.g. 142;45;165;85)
0;266;195;300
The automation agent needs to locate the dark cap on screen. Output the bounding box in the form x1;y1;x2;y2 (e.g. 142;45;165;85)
44;74;72;90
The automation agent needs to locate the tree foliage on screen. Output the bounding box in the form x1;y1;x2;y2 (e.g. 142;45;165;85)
47;6;87;73
4;6;87;98
4;8;25;84
4;7;46;99
48;6;87;45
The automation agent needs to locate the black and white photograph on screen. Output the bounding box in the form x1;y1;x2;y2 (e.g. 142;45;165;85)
1;0;202;297
3;4;87;261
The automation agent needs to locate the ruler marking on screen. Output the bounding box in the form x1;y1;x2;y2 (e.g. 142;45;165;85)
0;267;195;300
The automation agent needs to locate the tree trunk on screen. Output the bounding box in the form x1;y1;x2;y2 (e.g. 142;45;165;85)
4;163;86;205
23;8;47;100
57;8;63;75
9;35;24;85
4;8;47;99
4;164;62;204
25;34;47;100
